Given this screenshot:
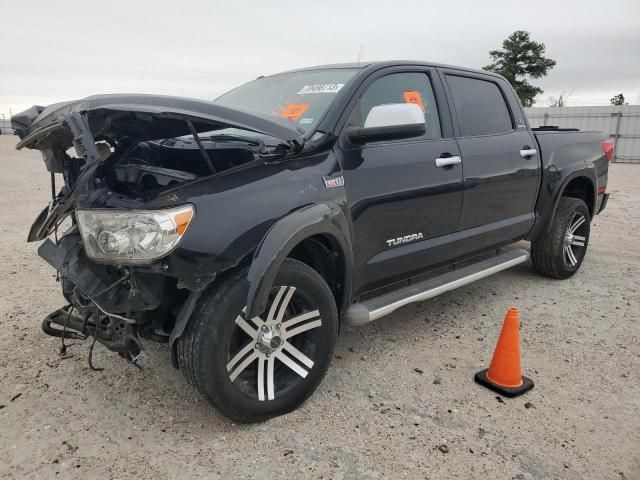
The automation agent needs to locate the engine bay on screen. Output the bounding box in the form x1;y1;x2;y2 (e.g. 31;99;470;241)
107;137;259;196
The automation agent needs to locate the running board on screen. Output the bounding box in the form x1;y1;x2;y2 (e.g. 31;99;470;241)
343;249;529;326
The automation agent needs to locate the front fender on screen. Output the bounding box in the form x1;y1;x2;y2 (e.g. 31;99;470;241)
245;201;353;319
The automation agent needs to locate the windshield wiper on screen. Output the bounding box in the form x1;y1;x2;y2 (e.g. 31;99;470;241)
206;134;267;154
205;133;304;159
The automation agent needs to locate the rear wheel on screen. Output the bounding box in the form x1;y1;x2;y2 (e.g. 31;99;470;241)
531;197;591;279
178;259;338;423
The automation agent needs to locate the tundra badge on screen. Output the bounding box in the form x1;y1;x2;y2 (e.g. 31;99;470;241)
386;233;424;247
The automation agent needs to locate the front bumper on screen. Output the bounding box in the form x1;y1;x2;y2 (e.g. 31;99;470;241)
37;229;214;366
37;233;173;358
38;234;166;315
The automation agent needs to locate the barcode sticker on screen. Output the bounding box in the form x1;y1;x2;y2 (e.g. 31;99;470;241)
297;84;345;95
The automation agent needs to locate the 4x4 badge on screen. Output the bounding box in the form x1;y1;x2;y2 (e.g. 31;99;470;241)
323;175;345;189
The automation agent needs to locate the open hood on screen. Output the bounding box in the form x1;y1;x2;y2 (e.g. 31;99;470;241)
12;93;305;152
14;94;307;243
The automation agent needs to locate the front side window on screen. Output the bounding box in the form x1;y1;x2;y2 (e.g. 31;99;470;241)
445;75;513;136
348;72;442;140
214;68;358;133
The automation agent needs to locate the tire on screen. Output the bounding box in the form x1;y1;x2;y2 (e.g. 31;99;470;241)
531;197;591;279
177;259;338;423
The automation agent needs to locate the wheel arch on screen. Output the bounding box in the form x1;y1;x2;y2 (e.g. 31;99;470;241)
245;202;353;321
530;171;597;241
287;234;348;317
560;175;595;218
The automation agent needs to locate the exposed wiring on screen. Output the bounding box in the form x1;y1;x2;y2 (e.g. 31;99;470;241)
91;272;129;298
57;272;140;369
88;320;104;372
74;272;135;324
86;296;136;324
59;304;74;358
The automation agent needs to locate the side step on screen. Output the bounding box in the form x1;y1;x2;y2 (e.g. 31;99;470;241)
343;249;529;326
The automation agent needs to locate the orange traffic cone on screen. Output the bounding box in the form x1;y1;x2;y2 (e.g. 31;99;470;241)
475;307;534;397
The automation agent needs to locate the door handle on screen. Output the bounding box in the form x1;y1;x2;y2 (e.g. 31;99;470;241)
435;155;462;167
519;148;537;158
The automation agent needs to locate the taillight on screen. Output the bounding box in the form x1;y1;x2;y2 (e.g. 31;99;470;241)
601;139;614;161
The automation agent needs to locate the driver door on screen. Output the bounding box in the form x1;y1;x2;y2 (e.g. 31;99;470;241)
336;68;464;295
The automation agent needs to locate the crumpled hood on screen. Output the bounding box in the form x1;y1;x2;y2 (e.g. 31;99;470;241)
12;93;305;151
14;94;307;243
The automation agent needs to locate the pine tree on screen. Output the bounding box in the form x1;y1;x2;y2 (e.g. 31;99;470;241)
484;31;556;107
610;94;625;106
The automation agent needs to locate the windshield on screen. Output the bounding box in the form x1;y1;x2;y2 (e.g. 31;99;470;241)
214;68;358;133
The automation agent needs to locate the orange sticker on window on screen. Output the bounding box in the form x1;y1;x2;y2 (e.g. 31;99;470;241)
279;103;310;121
403;91;426;113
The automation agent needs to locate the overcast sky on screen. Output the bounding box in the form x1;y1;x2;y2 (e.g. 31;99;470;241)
1;0;638;118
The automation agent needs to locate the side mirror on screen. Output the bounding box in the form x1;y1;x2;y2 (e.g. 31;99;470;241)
345;103;426;144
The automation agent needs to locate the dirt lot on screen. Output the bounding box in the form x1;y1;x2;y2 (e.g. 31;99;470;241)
0;135;638;480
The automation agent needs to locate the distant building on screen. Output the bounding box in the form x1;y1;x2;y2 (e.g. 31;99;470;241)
0;118;14;135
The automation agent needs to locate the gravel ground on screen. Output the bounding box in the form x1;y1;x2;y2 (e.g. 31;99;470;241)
0;135;638;480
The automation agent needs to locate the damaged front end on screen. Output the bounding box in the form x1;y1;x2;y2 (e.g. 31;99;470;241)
12;94;304;366
37;218;189;367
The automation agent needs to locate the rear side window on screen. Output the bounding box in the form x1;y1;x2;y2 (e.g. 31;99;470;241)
349;72;441;139
445;75;513;136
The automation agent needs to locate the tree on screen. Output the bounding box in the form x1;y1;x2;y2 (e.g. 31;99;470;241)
484;31;556;107
610;93;626;106
547;90;573;107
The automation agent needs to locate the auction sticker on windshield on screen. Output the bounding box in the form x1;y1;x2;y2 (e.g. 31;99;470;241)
279;103;310;121
298;83;345;95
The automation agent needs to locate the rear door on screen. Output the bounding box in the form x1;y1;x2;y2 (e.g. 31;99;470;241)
335;67;464;295
441;70;540;253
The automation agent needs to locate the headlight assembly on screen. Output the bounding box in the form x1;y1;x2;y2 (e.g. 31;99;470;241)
76;205;194;264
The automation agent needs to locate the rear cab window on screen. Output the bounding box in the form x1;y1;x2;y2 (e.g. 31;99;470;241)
444;74;513;137
348;72;442;140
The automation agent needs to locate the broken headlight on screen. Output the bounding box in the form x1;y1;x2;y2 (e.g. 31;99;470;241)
76;205;194;264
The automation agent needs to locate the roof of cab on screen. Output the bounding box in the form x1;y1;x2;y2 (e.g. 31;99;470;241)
262;60;503;80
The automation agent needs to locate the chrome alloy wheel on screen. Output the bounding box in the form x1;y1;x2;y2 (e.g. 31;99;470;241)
563;214;587;267
226;286;322;401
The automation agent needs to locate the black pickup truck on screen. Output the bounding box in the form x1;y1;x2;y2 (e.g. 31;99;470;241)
12;61;611;422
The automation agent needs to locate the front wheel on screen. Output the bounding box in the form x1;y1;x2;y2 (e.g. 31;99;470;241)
178;259;338;423
531;197;591;279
